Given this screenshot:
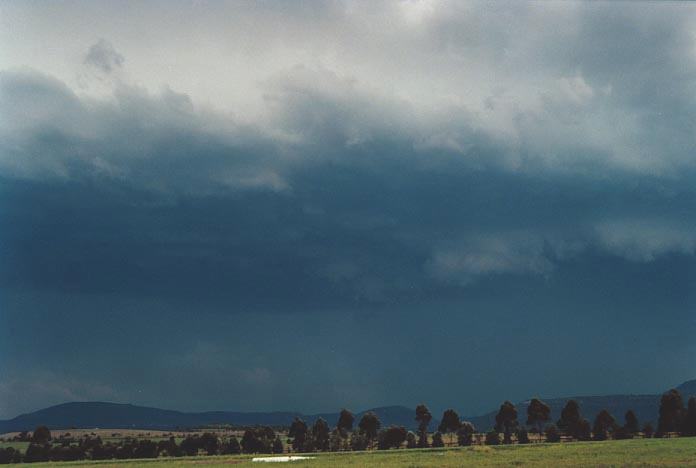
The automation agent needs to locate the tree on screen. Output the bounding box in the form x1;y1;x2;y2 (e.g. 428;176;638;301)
557;400;589;440
406;431;417;449
302;435;316;453
431;431;445;447
32;426;52;444
358;412;381;449
377;426;407;450
495;401;518;444
221;436;241;455
417;431;429;448
613;425;632;440
657;389;684;436
457;422;475;446
643;423;654;438
199;432;219;455
337;409;355;435
484;429;500;445
577;418;592;441
438;409;461;445
329;429;343;452
349;432;368;451
24;443;50;463
517;427;530;444
241;430;261;454
545;424;561;443
180;436;200;456
289;417;308;452
624;410;640;435
312;418;330;451
526;398;551;437
0;447;22;464
272;436;284;454
415;404;432;448
592;409;616;441
681;397;696;437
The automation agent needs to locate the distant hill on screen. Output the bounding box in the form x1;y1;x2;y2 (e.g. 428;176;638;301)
677;379;696;398
0;402;426;434
464;379;696;431
465;394;658;431
1;380;693;433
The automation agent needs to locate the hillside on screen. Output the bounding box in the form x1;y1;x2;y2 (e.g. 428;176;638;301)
1;379;693;433
465;379;696;431
465;394;658;431
0;402;424;433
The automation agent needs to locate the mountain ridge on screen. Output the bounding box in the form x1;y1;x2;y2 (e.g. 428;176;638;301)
2;380;694;433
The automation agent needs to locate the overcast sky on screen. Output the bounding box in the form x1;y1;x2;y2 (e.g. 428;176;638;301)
1;0;696;420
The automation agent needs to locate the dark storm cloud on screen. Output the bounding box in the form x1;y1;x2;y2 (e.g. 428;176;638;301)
2;1;696;417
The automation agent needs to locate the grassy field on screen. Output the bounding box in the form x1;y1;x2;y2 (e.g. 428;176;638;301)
6;437;696;467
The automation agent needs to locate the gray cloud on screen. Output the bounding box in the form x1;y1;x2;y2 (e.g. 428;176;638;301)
595;219;696;262
2;1;696;416
84;39;124;73
0;69;288;194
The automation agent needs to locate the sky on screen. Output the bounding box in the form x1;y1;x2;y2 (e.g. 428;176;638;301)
1;0;696;420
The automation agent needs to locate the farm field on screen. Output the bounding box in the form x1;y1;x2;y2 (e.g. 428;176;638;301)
6;437;696;467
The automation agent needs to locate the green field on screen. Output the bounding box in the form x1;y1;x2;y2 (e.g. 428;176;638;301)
6;437;696;467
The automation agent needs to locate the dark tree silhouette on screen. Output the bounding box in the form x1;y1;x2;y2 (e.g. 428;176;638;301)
484;429;500;445
526;398;551;436
681;397;696;437
272;436;284;454
415;404;432;448
199;432;219;455
624;410;640;435
495;401;518;444
337;409;355;435
329;428;343;452
592;409;616;441
32;426;52;444
545;424;561;443
457;422;475;446
643;423;654;438
241;429;271;454
557;400;580;432
657;389;684;436
417;431;429;449
221;436;241;454
358;412;381;449
557;400;590;440
349;432;368;451
289;417;308;452
312;418;330;451
0;447;22;464
431;431;445;447
577;418;592;441
24;443;50;463
438;409;461;445
377;426;407;450
517;427;530;444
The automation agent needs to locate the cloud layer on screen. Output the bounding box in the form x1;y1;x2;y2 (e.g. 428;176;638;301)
1;0;696;417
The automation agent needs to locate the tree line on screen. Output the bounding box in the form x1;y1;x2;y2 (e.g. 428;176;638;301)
1;388;695;463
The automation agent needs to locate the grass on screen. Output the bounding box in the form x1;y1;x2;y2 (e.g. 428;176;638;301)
7;437;696;467
0;441;29;451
